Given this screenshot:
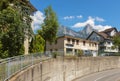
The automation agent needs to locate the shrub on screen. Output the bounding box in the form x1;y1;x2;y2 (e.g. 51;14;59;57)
77;49;83;57
52;52;57;58
114;52;120;56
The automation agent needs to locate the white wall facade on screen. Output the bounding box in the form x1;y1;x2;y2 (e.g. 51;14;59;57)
46;36;98;56
104;40;118;52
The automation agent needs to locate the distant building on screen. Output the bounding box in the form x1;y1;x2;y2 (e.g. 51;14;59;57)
87;28;119;54
46;35;98;56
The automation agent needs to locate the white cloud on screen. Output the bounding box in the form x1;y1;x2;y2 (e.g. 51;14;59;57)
63;16;75;20
72;16;112;31
95;17;105;22
30;11;45;31
76;15;83;19
94;25;111;31
72;16;95;28
63;15;83;20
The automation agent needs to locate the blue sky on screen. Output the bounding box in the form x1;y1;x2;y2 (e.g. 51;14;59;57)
30;0;120;32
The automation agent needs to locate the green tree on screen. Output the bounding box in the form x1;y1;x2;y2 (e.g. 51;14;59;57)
0;0;9;11
29;34;45;53
77;49;83;57
113;35;120;51
0;41;8;58
40;6;59;51
0;7;25;57
0;0;35;58
0;0;34;38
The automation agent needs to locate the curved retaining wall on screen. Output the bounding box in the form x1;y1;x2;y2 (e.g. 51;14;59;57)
9;57;120;81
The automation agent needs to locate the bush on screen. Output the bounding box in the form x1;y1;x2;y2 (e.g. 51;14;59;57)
114;52;120;56
52;52;57;58
77;49;83;57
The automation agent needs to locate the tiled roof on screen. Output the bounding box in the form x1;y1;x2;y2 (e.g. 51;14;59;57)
87;27;119;40
98;32;109;39
87;31;110;40
100;28;117;33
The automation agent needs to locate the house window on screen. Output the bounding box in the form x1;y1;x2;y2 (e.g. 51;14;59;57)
66;44;74;47
92;43;94;46
83;41;86;46
89;43;91;47
76;40;79;45
67;38;70;43
95;43;97;47
107;42;111;45
106;47;110;50
72;39;75;44
109;47;111;50
66;48;73;54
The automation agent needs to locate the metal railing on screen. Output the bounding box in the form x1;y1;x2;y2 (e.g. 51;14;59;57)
0;52;54;81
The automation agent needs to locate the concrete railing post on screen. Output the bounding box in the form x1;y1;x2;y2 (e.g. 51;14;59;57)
32;54;34;65
40;62;42;81
20;56;23;70
7;58;10;81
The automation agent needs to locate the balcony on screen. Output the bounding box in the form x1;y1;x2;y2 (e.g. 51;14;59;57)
66;44;74;47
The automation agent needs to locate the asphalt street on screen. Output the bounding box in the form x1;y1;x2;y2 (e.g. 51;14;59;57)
74;69;120;81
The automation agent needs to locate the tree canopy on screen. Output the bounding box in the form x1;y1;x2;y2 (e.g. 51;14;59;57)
113;35;120;51
38;6;59;52
41;6;59;43
0;0;34;58
29;34;45;53
0;7;25;57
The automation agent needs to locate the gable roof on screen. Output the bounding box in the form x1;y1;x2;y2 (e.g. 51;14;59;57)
87;27;118;40
100;27;118;33
98;32;109;39
87;31;110;40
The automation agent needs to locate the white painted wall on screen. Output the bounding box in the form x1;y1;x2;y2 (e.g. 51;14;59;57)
110;30;116;36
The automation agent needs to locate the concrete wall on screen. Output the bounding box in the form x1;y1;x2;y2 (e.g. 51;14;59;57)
9;57;120;81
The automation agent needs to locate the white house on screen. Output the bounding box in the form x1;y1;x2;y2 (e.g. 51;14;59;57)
87;28;119;54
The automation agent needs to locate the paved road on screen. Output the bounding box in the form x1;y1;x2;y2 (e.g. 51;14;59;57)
74;69;120;81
